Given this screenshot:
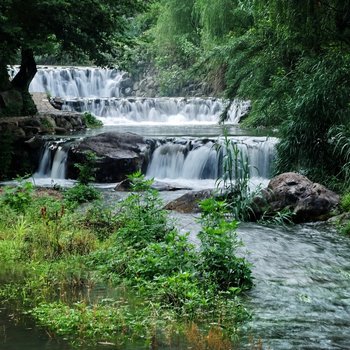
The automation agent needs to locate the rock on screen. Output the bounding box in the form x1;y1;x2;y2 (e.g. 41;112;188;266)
55;117;73;130
120;77;133;89
67;132;148;183
54;127;67;134
254;172;339;222
25;136;44;149
50;97;64;110
22;126;40;137
0;90;23;110
151;181;192;192
19;118;41;127
114;179;132;191
164;190;212;213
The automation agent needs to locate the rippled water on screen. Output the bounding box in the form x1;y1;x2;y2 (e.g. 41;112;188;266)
239;222;350;349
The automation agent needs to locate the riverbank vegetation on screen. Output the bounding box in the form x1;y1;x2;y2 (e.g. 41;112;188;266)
0;173;253;348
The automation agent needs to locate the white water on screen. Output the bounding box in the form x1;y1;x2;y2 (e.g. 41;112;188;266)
62;97;250;125
33;141;71;181
32;136;277;189
9;66;127;98
8;66;250;125
146;137;278;188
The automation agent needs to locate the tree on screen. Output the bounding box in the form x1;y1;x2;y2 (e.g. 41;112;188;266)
0;0;143;116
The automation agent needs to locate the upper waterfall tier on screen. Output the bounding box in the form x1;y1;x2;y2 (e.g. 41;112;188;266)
9;66;128;98
62;97;250;125
8;66;251;124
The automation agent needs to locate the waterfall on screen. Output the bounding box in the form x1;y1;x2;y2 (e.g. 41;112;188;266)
146;137;278;181
8;66;250;124
63;97;250;125
34;141;70;179
9;66;127;98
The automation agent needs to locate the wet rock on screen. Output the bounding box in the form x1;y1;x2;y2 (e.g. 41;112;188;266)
54;127;67;134
114;178;132;191
151;181;192;192
22;126;40;137
254;172;339;222
54;117;73;130
25;135;44;149
67;132;149;183
50;97;64;110
164;189;212;213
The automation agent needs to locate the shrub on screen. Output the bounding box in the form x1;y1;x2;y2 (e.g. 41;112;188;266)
198;198;253;291
82;112;103;128
341;193;350;212
64;151;101;206
115;172;170;248
2;180;34;213
215;130;260;221
64;184;100;206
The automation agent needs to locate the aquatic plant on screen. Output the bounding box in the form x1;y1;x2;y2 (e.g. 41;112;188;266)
215;130;260;221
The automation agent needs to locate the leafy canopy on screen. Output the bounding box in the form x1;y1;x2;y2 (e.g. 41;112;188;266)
0;0;144;68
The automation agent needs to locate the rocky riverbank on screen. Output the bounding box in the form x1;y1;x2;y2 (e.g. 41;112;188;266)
0;93;87;180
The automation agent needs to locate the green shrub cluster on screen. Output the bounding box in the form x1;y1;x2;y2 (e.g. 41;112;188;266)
63;151;100;206
88;172;252;318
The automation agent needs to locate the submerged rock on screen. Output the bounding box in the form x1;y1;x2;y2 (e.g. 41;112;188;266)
254;172;339;222
67;132;149;182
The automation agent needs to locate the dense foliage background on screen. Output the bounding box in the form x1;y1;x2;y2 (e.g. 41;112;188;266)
128;0;350;189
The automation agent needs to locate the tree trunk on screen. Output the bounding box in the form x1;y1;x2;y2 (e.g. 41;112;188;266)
10;48;38;115
0;62;11;91
11;48;37;91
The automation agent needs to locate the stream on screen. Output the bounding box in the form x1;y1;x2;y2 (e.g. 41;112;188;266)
2;67;350;349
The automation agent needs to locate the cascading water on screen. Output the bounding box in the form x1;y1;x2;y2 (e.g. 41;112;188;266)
146;137;278;188
62;97;250;125
9;66;127;98
8;66;250;125
34;141;71;180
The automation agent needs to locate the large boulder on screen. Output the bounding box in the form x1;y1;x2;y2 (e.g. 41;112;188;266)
66;132;149;182
254;172;339;222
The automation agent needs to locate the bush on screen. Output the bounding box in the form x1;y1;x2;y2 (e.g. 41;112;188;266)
64;184;100;205
341;193;350;212
82;112;103;128
64;151;101;206
2;180;34;213
198;198;253;291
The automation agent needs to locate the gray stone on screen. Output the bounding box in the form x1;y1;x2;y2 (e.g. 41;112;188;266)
55;117;73;130
254;172;339;222
164;190;212;213
25;136;44;149
67;132;149;183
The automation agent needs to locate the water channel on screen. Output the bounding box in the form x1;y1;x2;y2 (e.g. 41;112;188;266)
2;67;350;349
